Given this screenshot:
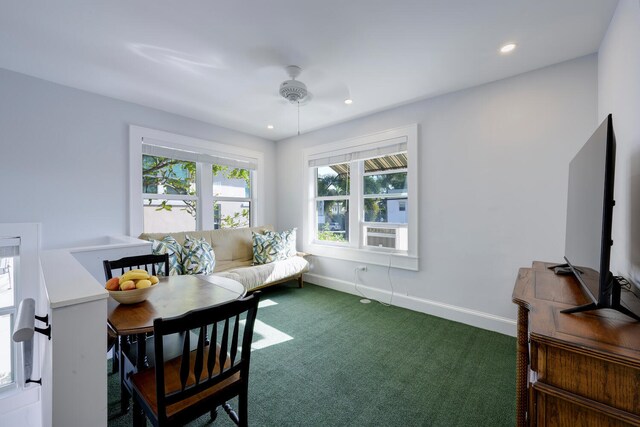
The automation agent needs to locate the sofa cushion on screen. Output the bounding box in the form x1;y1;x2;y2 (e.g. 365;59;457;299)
218;256;309;291
252;232;288;264
181;235;216;275
264;228;297;258
140;225;273;273
150;236;183;276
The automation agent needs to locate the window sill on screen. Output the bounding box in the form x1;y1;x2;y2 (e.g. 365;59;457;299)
0;383;40;415
303;243;418;271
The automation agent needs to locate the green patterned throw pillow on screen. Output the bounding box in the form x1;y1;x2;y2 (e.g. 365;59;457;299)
181;235;216;275
150;236;183;276
252;232;285;265
264;228;297;258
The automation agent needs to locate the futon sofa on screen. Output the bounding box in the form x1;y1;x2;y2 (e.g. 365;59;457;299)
139;226;309;292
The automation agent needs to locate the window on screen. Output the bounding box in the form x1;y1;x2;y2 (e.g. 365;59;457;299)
0;238;18;391
315;163;350;242
143;154;197;233
303;125;418;270
130;126;264;236
362;154;408;250
213;165;252;229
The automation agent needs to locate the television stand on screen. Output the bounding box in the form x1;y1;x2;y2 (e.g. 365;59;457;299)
512;261;640;426
547;263;582;275
557;275;640;321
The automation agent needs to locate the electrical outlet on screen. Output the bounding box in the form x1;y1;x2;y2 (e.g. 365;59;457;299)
356;265;367;272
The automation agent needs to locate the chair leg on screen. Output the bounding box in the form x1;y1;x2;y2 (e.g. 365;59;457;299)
239;389;248;427
132;398;145;427
223;402;240;426
210;406;219;422
112;337;120;374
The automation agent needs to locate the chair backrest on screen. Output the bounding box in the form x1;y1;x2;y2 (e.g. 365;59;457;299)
103;253;170;281
153;292;260;422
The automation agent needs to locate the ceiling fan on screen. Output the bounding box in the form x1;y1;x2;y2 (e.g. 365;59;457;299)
278;65;311;135
279;65;312;105
273;63;350;135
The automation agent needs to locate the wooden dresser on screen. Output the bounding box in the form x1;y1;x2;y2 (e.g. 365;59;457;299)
512;262;640;426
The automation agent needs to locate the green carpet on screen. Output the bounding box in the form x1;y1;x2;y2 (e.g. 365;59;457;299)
108;283;516;426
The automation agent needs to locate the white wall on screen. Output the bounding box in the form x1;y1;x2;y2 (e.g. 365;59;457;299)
0;68;277;249
277;55;598;331
598;0;640;290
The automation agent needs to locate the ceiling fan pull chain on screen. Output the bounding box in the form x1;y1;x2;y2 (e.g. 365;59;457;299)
297;101;300;136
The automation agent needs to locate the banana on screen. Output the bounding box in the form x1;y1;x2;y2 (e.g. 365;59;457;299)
135;279;152;289
119;270;150;284
149;275;159;285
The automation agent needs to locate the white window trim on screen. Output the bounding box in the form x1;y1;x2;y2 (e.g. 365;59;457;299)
303;124;419;271
0;223;41;411
129;126;264;237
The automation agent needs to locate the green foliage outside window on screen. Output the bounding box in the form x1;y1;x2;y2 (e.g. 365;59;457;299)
143;155;251;228
143;155;197;215
213;165;251;229
317;223;347;242
363;172;407;222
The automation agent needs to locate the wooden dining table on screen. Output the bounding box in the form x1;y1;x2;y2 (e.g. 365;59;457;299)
107;274;246;414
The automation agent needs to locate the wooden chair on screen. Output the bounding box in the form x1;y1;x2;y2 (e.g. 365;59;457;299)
130;292;261;427
103;254;169;375
103;253;170;281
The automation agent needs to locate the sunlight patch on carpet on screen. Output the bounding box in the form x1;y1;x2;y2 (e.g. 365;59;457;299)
258;299;278;309
250;319;293;350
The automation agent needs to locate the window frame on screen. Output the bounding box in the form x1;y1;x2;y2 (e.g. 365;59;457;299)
314;163;351;246
0;223;40;409
212;165;254;230
303;124;419;271
129;126;264;236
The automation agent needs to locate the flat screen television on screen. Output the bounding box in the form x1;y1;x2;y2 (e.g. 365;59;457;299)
559;114;640;321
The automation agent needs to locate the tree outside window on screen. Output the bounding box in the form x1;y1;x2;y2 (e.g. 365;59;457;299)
142;155;252;232
315;164;349;242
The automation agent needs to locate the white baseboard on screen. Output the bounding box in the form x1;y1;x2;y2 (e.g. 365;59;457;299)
303;273;517;337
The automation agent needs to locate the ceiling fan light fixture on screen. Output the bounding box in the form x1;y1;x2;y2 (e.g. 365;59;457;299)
267;124;274;129
279;79;308;103
344;98;353;105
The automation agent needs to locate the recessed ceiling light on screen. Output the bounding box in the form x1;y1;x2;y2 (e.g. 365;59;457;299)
500;43;517;54
267;124;274;129
344;99;353;105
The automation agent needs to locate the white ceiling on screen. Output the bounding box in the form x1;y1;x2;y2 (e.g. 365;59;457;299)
0;1;618;140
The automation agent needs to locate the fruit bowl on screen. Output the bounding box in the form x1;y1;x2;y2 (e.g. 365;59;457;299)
108;283;157;305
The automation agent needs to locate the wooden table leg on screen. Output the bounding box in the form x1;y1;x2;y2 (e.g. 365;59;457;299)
119;336;130;414
516;305;529;427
